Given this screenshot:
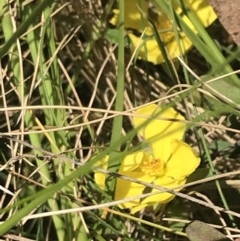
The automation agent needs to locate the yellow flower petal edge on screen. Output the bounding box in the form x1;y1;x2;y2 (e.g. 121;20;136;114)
133;104;186;141
165;140;200;180
181;0;217;27
109;0;153;35
114;171;154;209
119;151;144;172
141;178;186;207
129;33;193;64
94;156;109;190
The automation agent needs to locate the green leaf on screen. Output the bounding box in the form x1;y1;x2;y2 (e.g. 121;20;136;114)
202;75;240;109
104;28;129;46
186;220;231;241
187;168;212;184
166;200;189;232
209;140;232;152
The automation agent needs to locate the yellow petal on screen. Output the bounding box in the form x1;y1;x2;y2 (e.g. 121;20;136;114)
151;138;172;164
141;177;186;204
165;140;200;179
94;172;107;190
114;171;154;209
94;156;109;190
119;151;144;172
163;34;193;59
124;0;150;31
181;0;217;28
131;203;149;214
172;0;216;33
133;104;186;161
109;0;153;35
109;9;120;26
133;104;186;140
128;33;161;64
129;31;193;64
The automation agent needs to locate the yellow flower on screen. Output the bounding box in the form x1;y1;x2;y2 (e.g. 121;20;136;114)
110;0;217;64
94;104;200;214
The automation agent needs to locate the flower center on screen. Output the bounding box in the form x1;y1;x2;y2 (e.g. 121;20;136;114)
140;156;165;177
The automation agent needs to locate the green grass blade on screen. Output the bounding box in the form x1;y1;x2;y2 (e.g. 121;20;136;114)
108;0;125;174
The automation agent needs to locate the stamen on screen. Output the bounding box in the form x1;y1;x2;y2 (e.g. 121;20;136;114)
140;156;164;176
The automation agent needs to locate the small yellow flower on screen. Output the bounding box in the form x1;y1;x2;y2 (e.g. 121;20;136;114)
110;0;217;64
94;104;200;214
